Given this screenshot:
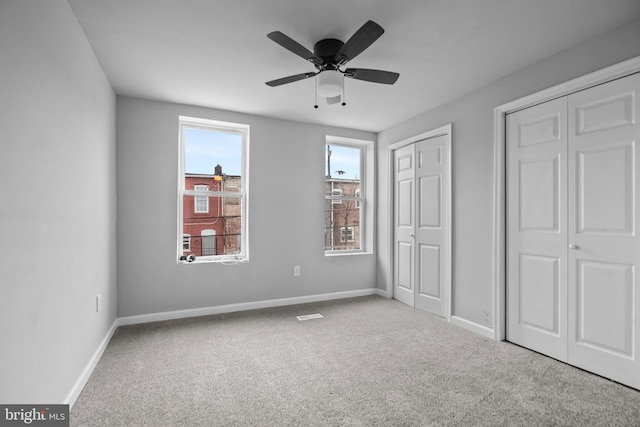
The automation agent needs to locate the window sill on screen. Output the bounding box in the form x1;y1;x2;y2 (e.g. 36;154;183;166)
178;256;248;265
324;251;373;257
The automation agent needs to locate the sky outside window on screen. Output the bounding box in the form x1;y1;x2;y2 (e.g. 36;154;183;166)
326;145;360;180
184;128;242;175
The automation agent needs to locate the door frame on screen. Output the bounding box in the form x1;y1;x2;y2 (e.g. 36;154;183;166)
387;123;452;321
492;56;640;341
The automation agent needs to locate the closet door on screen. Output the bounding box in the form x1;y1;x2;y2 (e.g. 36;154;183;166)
508;72;640;390
507;97;569;361
567;72;640;388
393;133;451;318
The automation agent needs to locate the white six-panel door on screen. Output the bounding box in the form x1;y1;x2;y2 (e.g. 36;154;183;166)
508;72;640;389
393;134;450;318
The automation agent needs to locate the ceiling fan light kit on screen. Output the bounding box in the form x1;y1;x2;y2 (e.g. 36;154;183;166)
317;71;343;97
266;20;399;108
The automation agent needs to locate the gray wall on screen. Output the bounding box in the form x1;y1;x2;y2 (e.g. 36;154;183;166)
116;97;376;317
376;18;640;331
0;1;117;403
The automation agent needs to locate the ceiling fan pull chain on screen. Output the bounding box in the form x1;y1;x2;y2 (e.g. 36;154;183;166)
342;74;347;106
314;75;319;109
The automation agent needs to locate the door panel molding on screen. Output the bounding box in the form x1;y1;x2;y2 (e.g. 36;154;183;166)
575;260;634;357
576;142;635;235
518;253;561;334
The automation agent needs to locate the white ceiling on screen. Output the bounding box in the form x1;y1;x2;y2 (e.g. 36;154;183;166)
68;0;640;132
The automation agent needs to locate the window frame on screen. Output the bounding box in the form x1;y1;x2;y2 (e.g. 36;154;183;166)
324;136;374;256
177;116;249;264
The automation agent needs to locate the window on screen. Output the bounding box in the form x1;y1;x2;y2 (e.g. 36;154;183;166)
324;137;373;254
340;227;355;242
178;116;249;263
193;185;209;213
331;188;343;204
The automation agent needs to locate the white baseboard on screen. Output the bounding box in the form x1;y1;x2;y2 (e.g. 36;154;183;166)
450;315;495;339
118;288;380;326
65;318;119;408
375;287;392;299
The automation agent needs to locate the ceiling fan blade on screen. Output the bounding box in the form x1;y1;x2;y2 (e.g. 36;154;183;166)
265;72;317;87
345;68;399;84
267;31;321;65
336;20;385;65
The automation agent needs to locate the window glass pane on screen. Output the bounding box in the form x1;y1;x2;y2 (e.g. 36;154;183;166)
182;195;242;256
325;143;363;252
325;145;361;195
325;199;361;251
182;127;243;258
184;128;242;188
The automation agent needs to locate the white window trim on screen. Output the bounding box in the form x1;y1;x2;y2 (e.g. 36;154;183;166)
177;116;250;264
183;234;191;252
325;135;374;256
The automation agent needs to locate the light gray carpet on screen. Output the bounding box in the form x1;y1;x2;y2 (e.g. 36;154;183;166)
71;295;640;426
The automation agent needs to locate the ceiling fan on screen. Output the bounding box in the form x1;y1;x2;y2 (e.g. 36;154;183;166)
265;20;400;107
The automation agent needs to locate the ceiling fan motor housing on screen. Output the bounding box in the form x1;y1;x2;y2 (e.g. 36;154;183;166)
313;38;344;69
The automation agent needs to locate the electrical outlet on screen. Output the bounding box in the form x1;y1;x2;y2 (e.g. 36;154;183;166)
293;266;301;277
96;294;101;313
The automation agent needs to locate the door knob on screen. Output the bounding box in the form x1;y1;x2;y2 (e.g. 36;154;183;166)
569;243;581;250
